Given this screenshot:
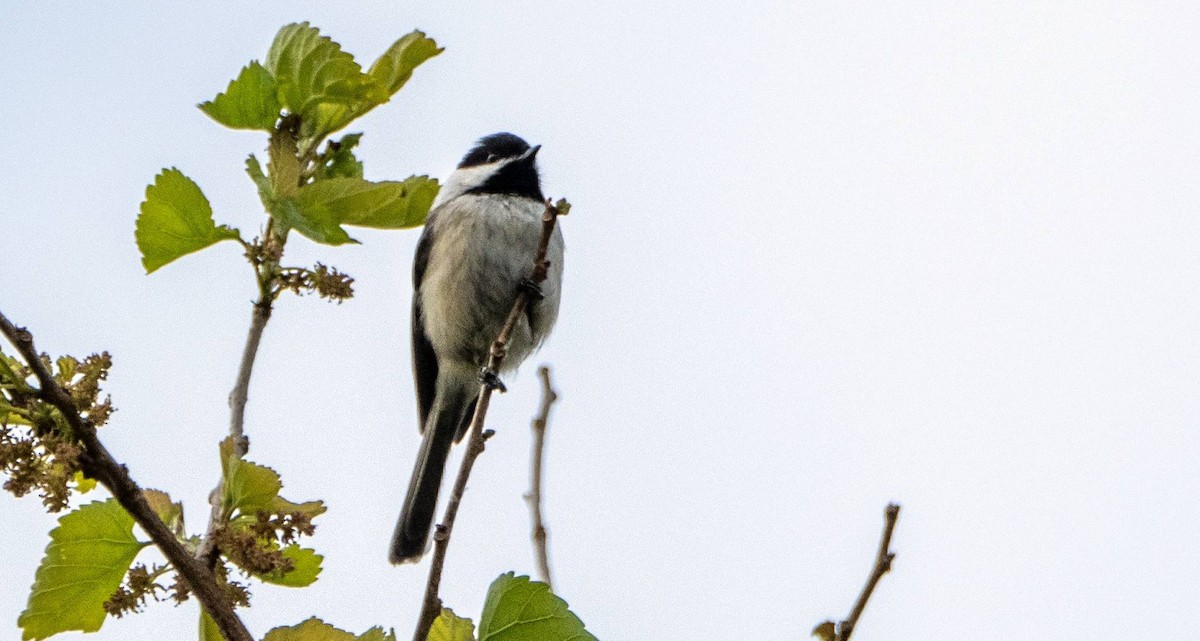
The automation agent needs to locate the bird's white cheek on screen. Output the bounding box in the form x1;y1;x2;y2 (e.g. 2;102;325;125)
433;164;501;208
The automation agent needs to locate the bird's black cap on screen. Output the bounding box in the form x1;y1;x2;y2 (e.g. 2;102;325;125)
461;132;543;200
458;132;537;168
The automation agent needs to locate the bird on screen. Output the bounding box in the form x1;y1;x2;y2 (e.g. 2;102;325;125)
390;132;564;564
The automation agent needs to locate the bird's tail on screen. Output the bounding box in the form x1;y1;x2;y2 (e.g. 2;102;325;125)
390;382;473;564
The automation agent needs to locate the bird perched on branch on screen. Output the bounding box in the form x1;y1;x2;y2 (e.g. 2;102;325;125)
391;133;564;564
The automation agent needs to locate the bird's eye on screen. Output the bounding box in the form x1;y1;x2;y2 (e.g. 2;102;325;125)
486;153;498;163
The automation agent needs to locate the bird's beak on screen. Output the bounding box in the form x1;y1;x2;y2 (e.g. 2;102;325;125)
519;144;542;161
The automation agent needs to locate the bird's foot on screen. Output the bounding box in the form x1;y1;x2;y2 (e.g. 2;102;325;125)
479;367;508;393
518;278;545;300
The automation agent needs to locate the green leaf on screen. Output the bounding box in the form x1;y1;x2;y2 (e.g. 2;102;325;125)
18;500;148;640
142;488;185;538
199;61;281;131
199;610;223;641
310;30;442;139
54;356;78;383
478;573;597;641
263;617;357;641
218;437;326;522
357;628;397;641
270;495;328;520
265;23;383;138
316;133;364;180
0;348;18;379
1;398;33;426
297;176;437;230
255;545;323;587
71;471;98;494
246;154;272;195
367;31;443;96
136;168;241;273
219;437;282;517
274;197;357;246
429;608;475;641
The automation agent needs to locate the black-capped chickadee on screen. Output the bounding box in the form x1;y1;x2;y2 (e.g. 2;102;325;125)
390;133;565;564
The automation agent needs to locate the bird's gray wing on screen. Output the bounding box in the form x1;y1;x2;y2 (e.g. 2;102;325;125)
411;225;438;433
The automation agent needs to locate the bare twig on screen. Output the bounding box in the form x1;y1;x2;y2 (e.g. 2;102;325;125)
228;298;272;451
194;295;272;564
0;310;254;641
411;200;563;641
815;504;901;641
525;365;558;589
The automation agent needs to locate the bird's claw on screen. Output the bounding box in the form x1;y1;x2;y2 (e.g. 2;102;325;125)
479;367;507;393
518;278;545;300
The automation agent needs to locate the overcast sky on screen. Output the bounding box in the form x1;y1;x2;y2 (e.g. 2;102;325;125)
2;2;1199;640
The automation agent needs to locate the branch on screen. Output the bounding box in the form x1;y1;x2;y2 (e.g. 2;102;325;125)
0;310;254;641
196;122;293;566
525;365;558;589
411;200;564;641
815;503;901;641
194;294;272;564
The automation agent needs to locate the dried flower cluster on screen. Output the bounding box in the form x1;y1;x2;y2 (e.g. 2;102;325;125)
104;564;170;617
0;350;112;510
279;262;355;302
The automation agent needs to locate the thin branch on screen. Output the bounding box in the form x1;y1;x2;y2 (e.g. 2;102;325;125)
525;365;558;589
411;200;563;641
228;298;271;451
0;310;254;641
827;503;901;641
196;122;294;566
194;295;272;564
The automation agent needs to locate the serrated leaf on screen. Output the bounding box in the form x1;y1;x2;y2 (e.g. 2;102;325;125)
136;168;241;273
274;197;357;246
200;610;223;641
429;608;474;641
478;573;597;641
265;23;383;137
255;545;323;587
200;61;281;131
368;31;443;96
297;176;437;230
218;438;324;529
263;617;357;641
142;488;184;537
317;133;364;180
219;437;282;517
812;621;836;641
18;500;148;640
357;628;397;641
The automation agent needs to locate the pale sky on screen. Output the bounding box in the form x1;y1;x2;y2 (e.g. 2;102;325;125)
2;2;1199;640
